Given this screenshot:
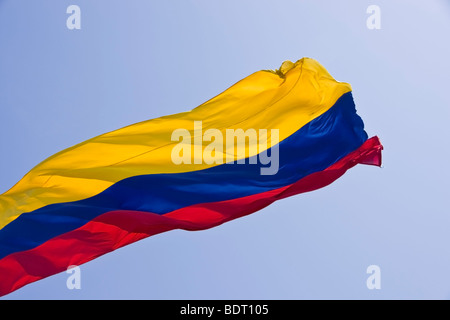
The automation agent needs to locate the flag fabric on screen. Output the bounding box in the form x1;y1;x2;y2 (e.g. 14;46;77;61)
0;57;382;296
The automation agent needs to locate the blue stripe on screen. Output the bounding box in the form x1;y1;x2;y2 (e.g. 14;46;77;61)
0;92;367;259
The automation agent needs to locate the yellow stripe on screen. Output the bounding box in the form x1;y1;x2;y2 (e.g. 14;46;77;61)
0;58;351;228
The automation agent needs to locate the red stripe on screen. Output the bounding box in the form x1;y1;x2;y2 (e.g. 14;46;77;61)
0;136;382;296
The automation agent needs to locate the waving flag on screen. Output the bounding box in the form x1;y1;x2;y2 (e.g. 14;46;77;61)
0;57;382;296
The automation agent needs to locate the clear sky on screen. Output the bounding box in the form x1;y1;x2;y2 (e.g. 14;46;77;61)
0;0;449;299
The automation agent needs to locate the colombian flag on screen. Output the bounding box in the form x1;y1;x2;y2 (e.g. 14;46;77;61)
0;58;382;296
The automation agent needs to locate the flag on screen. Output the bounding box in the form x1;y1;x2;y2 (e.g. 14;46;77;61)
0;57;382;296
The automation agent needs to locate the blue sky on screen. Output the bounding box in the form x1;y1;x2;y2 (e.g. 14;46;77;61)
0;0;449;299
